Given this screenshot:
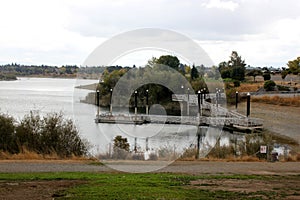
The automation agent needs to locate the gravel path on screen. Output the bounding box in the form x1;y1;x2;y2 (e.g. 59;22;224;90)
1;160;300;175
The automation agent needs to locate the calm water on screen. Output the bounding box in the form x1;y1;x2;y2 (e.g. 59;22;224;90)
0;77;235;156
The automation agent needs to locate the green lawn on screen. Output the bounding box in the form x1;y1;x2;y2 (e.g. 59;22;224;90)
0;172;298;199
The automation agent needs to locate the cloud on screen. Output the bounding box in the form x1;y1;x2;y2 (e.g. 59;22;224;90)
0;0;300;67
202;0;239;11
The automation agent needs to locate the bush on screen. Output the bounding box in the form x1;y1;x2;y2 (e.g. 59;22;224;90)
0;114;17;153
132;153;144;160
264;80;276;91
148;153;158;160
158;145;177;160
263;72;271;81
112;135;130;159
277;85;290;91
233;80;240;87
225;88;239;104
207;144;235;159
1;111;88;157
180;147;197;160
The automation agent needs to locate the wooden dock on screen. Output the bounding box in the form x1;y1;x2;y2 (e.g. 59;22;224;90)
95;102;263;132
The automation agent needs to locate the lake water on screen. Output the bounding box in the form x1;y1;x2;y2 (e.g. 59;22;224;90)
0;77;238;158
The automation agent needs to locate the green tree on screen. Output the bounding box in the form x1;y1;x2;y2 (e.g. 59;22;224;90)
113;135;130;159
228;51;246;81
281;70;288;81
156;55;180;70
287;56;300;75
197;64;206;78
247;69;263;82
218;51;246;81
263;71;271;81
190;64;199;80
145;57;157;68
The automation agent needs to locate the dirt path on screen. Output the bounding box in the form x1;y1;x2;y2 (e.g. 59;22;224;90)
233;102;300;143
0;160;300;175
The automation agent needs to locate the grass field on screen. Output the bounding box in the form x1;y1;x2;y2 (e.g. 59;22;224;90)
0;172;300;199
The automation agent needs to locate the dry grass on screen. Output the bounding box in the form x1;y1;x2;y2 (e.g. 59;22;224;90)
195;156;261;162
252;95;300;106
236;82;263;92
285;154;300;162
0;148;90;161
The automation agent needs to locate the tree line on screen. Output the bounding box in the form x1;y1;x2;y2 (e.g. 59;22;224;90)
0;64;107;79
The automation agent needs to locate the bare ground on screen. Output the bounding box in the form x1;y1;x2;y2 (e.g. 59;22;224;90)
0;180;86;200
190;178;300;199
233;102;300;143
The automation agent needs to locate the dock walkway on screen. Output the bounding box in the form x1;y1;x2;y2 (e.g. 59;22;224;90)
95;101;263;131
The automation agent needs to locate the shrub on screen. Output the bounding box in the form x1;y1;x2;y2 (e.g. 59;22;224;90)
264;80;276;91
148;153;158;161
112;135;130;159
132;153;144;160
1;111;88;158
158;145;177;160
233;80;240;87
225;88;239;104
207;144;235;159
241;133;274;160
180;147;197;160
0;113;17;153
277;85;290;91
263;72;271;81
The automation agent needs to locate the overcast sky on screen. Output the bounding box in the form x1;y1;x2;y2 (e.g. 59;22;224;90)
0;0;299;68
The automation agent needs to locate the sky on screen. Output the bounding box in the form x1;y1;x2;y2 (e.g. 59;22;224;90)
0;0;299;68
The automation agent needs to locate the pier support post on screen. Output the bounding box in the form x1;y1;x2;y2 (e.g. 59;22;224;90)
187;88;190;116
196;127;201;159
246;93;250;117
235;91;239;110
200;90;203;105
109;143;112;158
96;89;100;117
146;89;149;115
146;137;149;151
197;90;201;117
134;91;138;120
216;91;219;108
134;137;137;153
